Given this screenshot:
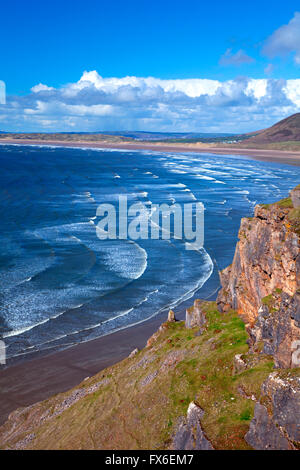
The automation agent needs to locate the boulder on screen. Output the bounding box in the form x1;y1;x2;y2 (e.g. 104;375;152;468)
167;309;176;322
171;402;214;450
290;186;300;208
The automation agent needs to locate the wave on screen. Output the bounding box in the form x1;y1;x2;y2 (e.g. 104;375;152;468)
2;308;66;338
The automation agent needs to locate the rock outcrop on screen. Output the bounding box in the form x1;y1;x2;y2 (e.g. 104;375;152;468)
168;309;176;322
217;190;300;369
171;402;214;450
245;372;300;450
249;290;300;368
185;299;207;329
291;186;300;209
217;187;300;450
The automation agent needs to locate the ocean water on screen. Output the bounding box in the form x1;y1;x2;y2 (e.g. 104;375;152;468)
0;144;300;364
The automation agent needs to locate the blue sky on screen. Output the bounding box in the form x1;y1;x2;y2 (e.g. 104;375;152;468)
1;0;300;132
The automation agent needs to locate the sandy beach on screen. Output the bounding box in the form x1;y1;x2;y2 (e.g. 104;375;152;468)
1;138;300;166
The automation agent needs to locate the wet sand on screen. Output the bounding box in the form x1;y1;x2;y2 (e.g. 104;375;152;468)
1;138;300;166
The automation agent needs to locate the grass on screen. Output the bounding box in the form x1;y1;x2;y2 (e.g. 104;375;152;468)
224;141;300;152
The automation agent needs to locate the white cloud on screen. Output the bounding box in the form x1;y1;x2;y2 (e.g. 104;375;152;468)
31;83;55;93
0;80;6;104
219;49;255;66
263;12;300;65
1;71;300;133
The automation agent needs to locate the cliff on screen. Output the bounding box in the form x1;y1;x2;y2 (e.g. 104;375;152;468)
217;186;300;369
0;189;299;450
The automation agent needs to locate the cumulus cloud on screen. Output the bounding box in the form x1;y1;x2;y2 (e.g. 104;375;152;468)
0;80;5;105
1;71;300;133
219;49;255;66
31;83;55;93
263;12;300;65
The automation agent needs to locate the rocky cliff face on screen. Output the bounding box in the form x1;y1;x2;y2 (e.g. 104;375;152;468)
217;189;300;369
245;371;300;450
217;187;300;450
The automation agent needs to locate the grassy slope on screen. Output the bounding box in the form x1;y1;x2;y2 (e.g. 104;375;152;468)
0;302;275;450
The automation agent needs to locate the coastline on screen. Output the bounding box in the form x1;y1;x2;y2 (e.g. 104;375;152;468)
1;138;300;166
0;141;299;427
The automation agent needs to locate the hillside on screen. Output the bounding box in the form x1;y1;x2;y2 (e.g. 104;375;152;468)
245;113;300;144
0;303;275;450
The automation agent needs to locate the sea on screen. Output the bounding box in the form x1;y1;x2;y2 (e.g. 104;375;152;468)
0;144;300;365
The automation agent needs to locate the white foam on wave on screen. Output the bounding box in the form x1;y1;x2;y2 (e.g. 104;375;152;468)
2;307;67;338
194;174;215;181
19;276;32;284
215;199;227;205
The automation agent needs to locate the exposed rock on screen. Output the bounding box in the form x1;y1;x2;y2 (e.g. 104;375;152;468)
129;353;155;371
233;354;248;374
168;309;176;322
233;352;268;375
245;372;300;450
246;402;291;450
185;299;207;329
14;433;36;450
171;402;214;450
146;324;168;348
160;350;184;372
249;291;300;368
217;197;300;368
140;371;158;387
290;186;300;209
217;203;299;323
129;348;139;358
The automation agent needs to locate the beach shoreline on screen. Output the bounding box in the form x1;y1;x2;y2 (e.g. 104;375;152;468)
1;138;300;166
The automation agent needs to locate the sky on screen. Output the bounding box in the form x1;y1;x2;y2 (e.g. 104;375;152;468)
0;0;300;133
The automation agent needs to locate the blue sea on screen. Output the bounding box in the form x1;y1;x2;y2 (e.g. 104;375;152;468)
0;144;300;364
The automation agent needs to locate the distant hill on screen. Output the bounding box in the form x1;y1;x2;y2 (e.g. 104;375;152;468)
105;131;234;142
244;113;300;145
